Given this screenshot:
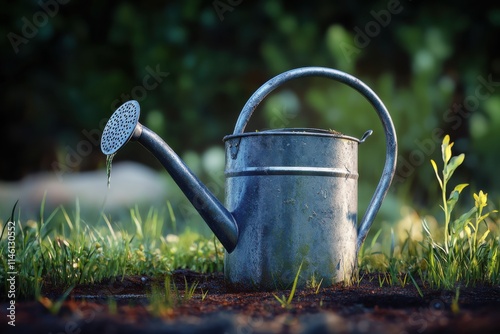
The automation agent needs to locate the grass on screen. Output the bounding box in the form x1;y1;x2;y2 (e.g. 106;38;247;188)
0;201;224;300
148;275;199;317
1;135;499;304
306;273;323;294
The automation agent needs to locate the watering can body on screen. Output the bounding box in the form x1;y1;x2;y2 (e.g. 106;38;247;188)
218;67;397;290
224;130;360;289
100;67;397;291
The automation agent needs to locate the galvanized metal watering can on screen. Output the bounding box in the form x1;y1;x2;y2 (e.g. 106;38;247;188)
100;67;397;290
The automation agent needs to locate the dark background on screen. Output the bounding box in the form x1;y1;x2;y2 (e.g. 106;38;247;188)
1;0;500;215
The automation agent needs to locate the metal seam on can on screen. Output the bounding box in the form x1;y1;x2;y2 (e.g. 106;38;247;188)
225;167;359;178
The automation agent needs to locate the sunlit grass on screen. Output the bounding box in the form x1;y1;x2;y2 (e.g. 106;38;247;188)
0;201;223;300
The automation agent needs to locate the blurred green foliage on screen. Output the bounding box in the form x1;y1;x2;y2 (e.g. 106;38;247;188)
1;0;500;216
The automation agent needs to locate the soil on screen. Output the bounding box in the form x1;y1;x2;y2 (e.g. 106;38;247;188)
2;270;500;334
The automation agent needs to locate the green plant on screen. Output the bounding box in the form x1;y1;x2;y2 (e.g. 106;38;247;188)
423;135;498;288
148;279;173;317
314;279;323;295
408;271;423;298
386;228;409;287
306;274;323;294
353;271;365;287
181;276;199;303
148;275;199;317
356;134;500;290
273;262;303;309
430;135;467;254
359;228;409;287
358;229;384;274
201;289;209;301
377;273;387;288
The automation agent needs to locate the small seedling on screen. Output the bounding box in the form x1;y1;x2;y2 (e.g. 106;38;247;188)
314;279;323;294
354;271;365;287
148;275;200;317
273;262;303;309
378;273;387;288
181;276;198;302
307;274;323;294
201;289;209;301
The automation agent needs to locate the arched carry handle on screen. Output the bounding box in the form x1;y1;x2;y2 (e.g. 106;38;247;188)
233;67;397;249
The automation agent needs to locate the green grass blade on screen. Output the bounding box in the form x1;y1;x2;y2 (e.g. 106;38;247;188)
167;201;177;233
131;207;144;239
60;206;74;231
408;271;423;298
287;261;303;305
102;213;117;242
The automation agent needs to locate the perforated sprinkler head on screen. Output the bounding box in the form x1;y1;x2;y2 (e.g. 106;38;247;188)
100;100;141;155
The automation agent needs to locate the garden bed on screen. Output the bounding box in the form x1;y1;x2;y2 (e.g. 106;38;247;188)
2;269;500;334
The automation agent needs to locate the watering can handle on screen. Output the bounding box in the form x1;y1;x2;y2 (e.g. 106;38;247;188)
232;67;397;249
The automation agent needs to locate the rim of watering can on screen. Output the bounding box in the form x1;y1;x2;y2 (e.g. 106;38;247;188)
223;128;372;144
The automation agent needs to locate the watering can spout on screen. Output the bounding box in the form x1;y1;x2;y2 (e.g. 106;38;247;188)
100;101;239;252
135;125;239;252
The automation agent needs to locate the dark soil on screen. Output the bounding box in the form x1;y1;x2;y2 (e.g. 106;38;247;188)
2;270;500;333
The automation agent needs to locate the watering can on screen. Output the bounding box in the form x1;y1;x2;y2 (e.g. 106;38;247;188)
100;67;397;290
